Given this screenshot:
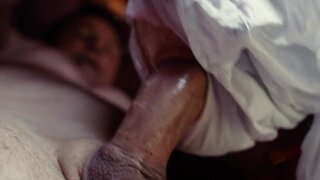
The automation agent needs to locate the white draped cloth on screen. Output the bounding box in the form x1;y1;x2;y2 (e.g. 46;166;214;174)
127;1;320;179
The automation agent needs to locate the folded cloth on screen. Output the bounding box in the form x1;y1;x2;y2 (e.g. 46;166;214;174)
298;114;320;180
127;0;320;163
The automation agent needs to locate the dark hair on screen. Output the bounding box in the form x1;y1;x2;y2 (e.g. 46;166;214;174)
44;4;126;46
43;4;140;97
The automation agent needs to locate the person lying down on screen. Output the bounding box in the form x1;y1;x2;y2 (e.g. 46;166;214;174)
0;2;129;180
2;0;320;180
44;5;131;111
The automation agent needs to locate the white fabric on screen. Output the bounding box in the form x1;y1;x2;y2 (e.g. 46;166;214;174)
0;67;113;141
298;114;320;180
127;1;320;177
178;75;256;156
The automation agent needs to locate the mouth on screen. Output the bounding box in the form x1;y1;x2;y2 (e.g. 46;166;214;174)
73;55;99;85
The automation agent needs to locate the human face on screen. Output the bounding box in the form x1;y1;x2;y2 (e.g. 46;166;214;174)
56;16;121;86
